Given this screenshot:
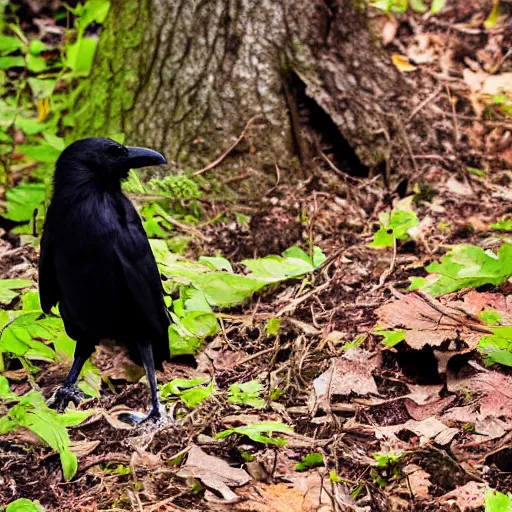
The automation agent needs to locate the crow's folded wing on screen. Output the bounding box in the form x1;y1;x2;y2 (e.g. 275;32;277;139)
39;228;60;314
114;204;170;343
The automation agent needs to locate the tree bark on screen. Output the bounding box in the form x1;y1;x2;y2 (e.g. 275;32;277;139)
74;0;439;190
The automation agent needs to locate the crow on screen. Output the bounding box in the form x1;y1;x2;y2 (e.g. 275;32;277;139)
39;137;170;423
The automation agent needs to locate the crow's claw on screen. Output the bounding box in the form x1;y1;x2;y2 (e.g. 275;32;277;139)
49;385;84;411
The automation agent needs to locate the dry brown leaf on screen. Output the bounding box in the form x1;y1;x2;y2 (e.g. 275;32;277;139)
69;440;100;458
382;19;398;46
309;348;380;414
235;474;336;512
440;481;487;511
404;396;456;421
403;464;431;500
377;293;484;354
391;54;417;72
177;445;251;503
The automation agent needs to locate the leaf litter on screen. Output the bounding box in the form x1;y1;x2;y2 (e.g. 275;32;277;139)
1;1;512;512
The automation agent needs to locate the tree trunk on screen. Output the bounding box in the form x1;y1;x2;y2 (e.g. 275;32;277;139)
74;0;439;191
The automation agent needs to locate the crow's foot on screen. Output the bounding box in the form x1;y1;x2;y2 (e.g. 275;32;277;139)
49;385;84;411
118;405;170;427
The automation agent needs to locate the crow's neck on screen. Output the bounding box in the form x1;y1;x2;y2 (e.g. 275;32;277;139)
53;163;123;203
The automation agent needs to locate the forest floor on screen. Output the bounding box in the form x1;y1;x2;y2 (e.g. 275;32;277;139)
1;1;512;512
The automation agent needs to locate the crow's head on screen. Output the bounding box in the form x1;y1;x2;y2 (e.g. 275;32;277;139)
54;137;167;189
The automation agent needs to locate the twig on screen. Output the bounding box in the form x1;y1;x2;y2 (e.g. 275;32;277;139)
192;115;264;177
406;85;442;123
445;84;460;143
157;209;210;242
263;163;281;196
374;235;397;290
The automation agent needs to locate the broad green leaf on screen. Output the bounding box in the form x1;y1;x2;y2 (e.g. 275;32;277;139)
430;0;446;14
17;142;60;163
15;117;50;135
0;55;25;69
215;421;294;446
369;210;419;248
373;330;405;347
409;0;428;12
0;35;23;54
179;311;219;338
28;40;46;55
199;256;233;273
66;36;98;77
76;0;111;33
295;452;324;471
228;380;265;409
160;377;214;408
6;498;45;512
478;308;502;326
478;327;512;367
44;133;65;151
0;279;33;304
419;244;512;297
490;217;512;232
168;327;203;356
59;409;93;427
25;54;47;73
484;489;512;512
27;77;56;99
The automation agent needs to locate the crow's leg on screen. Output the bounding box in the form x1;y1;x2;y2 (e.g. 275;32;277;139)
49;353;88;410
137;341;162;421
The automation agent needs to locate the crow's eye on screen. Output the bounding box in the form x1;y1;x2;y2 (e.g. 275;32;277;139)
107;145;126;157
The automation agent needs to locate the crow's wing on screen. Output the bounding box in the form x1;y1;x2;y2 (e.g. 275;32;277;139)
114;199;170;356
39;227;60;314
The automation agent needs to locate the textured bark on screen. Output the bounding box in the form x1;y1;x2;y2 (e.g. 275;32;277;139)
75;0;437;186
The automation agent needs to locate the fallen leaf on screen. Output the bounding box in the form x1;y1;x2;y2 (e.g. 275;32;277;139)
69;440;100;458
376;293;482;352
382;19;398;46
403;464;431;500
440;481;487;511
178;445;251;503
391;54;417;72
309;348;380;414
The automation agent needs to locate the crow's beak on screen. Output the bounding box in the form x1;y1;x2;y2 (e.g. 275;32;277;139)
125;146;167;169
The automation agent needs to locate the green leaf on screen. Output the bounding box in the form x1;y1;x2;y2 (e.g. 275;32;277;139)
160;377;214;408
27;77;56;99
409;0;428;12
490;217;512;232
430;0;446;14
265;318;281;336
15;117;50;135
215;421;294;446
373;329;405;347
66;36;98;77
369;209;419;248
484;489;512;512
198;256;233;273
478;327;512;367
228;380;265;409
76;0;111;33
419;244;512;297
6;498;45;512
25;54;47;73
484;2;502;29
29;40;46;56
0;279;33;304
0;35;24;55
0;55;25;69
17;142;60;163
467;166;486;177
295;452;324;471
478;308;502;326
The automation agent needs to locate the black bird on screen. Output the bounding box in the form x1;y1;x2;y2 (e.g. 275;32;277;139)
39;137;170;422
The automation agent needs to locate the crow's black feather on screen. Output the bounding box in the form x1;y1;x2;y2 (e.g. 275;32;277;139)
39;137;169;420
